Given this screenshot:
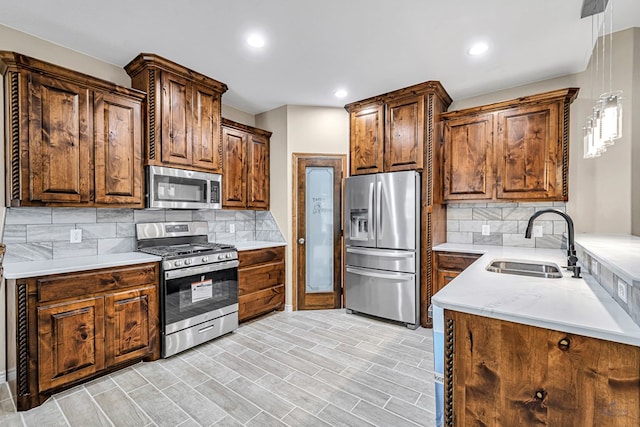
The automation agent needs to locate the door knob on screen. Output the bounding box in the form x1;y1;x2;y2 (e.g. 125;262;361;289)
298;238;305;244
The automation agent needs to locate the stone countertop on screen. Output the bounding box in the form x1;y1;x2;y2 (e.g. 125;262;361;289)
234;241;286;251
575;233;640;285
3;252;162;279
431;243;640;347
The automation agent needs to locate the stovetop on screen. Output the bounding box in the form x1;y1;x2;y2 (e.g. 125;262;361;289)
139;242;235;258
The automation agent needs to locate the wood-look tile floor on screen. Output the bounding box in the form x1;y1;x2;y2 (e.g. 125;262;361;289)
0;309;436;427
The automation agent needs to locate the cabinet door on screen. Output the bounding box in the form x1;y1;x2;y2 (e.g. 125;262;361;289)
105;286;158;367
443;114;494;200
247;133;269;209
495;102;560;200
94;92;144;206
160;72;192;166
28;74;92;203
350;104;384;175
222;126;248;208
192;83;222;172
37;297;105;392
385;95;424;172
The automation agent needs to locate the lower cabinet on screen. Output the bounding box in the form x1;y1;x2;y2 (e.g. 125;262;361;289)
238;246;285;322
433;251;481;296
444;310;640;426
7;263;160;410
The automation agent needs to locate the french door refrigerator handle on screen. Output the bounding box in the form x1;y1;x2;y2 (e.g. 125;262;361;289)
376;179;382;242
368;181;374;241
346;247;415;259
346;266;414;281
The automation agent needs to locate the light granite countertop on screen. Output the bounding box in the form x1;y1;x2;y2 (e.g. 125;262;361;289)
3;252;162;279
575;233;640;285
431;243;640;347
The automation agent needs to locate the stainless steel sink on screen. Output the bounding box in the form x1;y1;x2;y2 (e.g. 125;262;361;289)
486;259;563;279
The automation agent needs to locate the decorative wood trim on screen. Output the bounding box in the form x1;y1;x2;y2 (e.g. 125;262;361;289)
124;53;228;94
562;101;570;199
222;117;272;139
442;87;579;120
444;316;455;426
17;282;29;396
9;71;21;201
344;81;451;113
148;69;156;161
426;93;434;206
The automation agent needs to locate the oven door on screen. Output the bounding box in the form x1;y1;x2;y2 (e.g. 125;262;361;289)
163;260;238;334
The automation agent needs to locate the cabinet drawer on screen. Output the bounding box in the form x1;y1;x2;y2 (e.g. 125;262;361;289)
239;262;284;296
435;252;481;271
37;263;158;303
238;284;285;322
239;246;285;267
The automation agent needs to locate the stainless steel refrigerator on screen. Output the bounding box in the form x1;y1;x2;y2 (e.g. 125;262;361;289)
344;170;420;329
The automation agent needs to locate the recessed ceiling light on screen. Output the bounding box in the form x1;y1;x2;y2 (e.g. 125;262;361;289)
467;42;489;56
334;89;348;98
246;34;265;48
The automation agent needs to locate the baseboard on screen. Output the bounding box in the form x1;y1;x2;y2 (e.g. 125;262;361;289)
0;371;6;383
284;304;293;312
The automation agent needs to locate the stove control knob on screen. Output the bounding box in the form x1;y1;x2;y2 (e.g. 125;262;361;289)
224;253;231;259
202;256;209;263
185;259;193;265
218;254;225;260
174;260;183;267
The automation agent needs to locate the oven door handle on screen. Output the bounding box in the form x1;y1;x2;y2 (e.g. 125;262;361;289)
165;260;239;280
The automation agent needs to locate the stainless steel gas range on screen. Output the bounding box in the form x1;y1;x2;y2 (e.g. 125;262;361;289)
136;221;238;358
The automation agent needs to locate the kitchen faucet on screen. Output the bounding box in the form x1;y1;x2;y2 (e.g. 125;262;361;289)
524;209;581;278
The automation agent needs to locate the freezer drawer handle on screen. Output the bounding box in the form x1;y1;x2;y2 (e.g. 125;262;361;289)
346;266;414;281
346;247;415;259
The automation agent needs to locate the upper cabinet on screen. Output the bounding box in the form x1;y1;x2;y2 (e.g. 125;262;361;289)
0;51;145;208
125;54;228;173
221;119;272;210
345;82;452;176
442;88;579;202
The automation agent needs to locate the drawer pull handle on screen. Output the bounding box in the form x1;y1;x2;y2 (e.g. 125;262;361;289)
198;325;215;334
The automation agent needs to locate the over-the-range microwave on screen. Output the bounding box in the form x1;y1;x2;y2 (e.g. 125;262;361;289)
147;165;222;209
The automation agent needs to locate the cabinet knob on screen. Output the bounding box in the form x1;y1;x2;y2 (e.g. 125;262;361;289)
534;389;547;401
298;238;305;245
558;337;571;351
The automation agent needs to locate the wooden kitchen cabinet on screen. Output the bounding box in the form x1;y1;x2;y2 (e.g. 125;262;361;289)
222;118;272;210
443;310;640;426
125;53;228;173
238;246;285;322
442;88;579;202
345;81;450;176
0;51;145;208
6;263;160;410
433;251;481;296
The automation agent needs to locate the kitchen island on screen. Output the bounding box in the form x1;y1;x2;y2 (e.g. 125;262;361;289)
432;242;640;426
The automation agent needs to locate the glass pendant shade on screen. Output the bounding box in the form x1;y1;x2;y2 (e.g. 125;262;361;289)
600;91;623;142
591;105;605;154
583;117;601;158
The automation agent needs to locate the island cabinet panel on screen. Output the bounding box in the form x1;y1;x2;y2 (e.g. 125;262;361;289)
443;114;493;200
7;262;160;411
349;103;384;175
222;118;272;210
0;51;146;208
238;246;285;322
385;95;424;172
94;92;143;205
125;53;227;173
444;310;640;426
442;88;579;202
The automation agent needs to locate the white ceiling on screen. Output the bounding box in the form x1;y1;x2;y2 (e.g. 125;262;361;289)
1;0;639;114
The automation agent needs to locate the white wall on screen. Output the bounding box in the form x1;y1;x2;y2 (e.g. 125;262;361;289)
256;105;349;308
221;104;256;127
632;29;640;236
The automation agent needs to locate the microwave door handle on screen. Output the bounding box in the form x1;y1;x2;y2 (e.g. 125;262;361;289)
205;180;211;205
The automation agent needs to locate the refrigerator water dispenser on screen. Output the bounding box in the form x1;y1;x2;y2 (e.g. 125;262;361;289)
350;211;368;240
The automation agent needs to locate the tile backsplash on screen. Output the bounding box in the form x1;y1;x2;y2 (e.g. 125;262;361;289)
446;202;568;249
3;208;285;263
